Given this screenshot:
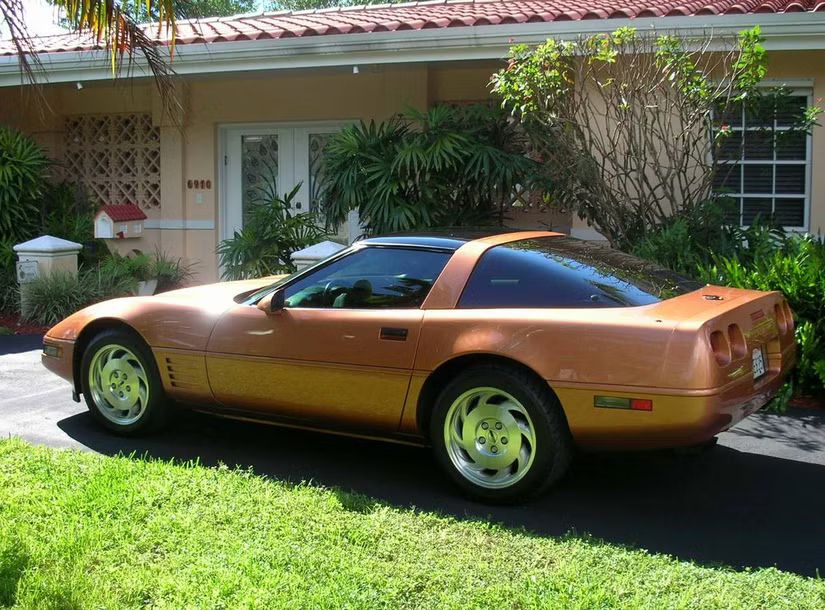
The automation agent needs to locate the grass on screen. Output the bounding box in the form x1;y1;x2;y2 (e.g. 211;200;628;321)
0;439;822;609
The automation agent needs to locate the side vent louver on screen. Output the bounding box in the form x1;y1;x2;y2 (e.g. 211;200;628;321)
165;356;203;390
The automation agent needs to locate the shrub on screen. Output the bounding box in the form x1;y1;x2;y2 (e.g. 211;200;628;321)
151;249;193;293
97;251;152;294
0;267;18;314
218;184;328;280
492;27;822;249
699;235;825;394
0;239;18;314
21;268;135;326
0;127;50;243
632;200;788;277
40;181;97;245
321;104;540;235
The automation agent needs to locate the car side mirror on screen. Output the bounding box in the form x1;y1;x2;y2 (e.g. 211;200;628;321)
256;289;285;315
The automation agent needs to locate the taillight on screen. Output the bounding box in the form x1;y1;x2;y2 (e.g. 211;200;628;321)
728;323;747;359
709;330;731;366
594;396;654;411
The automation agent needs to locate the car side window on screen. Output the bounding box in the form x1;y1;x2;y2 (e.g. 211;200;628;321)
458;238;684;308
284;247;451;309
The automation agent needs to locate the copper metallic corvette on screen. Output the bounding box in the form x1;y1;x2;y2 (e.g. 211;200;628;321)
42;231;795;501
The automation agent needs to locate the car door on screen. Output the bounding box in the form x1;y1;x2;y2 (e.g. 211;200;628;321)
205;246;452;432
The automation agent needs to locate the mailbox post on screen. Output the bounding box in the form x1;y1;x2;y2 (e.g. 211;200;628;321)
13;235;83;317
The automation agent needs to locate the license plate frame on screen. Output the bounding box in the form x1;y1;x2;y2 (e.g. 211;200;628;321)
752;346;767;380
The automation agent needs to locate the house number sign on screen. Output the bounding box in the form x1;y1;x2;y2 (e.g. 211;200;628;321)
16;260;39;284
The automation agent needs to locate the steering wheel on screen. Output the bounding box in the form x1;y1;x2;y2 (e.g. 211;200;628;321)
321;281;348;307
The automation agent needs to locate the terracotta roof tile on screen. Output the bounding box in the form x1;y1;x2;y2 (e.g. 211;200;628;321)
0;0;820;56
97;204;148;222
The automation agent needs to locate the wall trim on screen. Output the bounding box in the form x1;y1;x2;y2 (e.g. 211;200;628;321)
3;13;825;87
143;219;215;230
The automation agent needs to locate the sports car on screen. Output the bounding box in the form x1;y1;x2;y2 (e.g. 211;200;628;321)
42;231;796;501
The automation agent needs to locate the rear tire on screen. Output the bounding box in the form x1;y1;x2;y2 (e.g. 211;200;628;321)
81;328;168;435
430;364;573;503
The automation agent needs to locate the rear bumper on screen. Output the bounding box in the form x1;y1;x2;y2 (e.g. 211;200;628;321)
556;343;795;450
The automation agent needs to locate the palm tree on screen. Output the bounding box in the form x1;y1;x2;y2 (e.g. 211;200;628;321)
0;0;178;113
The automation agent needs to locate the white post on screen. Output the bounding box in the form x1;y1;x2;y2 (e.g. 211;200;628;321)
13;235;83;316
290;240;347;271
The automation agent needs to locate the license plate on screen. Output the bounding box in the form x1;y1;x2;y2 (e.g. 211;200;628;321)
752;347;767;380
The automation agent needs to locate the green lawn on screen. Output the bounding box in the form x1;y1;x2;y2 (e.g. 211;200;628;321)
0;439;822;609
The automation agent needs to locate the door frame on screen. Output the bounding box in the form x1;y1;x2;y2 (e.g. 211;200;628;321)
217;120;350;243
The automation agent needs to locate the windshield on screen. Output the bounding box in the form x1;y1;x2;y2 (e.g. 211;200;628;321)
239;246;352;305
459;236;704;309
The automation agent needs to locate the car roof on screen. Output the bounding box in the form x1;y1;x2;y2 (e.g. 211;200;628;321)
359;229;552;251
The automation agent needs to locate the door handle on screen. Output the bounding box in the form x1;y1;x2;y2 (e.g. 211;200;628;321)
380;327;408;341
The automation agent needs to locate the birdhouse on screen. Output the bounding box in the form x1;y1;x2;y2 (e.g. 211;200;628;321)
95;204;147;239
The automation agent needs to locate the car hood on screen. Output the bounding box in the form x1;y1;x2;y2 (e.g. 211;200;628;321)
153;277;279;304
45;277;282;350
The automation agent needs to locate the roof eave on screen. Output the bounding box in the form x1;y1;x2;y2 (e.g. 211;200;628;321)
2;13;825;88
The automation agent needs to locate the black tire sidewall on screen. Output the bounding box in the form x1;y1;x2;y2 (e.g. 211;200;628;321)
80;329;166;435
429;365;570;503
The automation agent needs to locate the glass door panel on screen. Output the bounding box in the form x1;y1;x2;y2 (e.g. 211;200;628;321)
222;123;356;245
241;134;279;222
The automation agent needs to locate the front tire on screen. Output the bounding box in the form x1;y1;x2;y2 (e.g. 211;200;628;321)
81;328;168;435
430;365;573;503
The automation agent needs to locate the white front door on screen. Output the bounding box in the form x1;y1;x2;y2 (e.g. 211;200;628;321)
220;122;357;243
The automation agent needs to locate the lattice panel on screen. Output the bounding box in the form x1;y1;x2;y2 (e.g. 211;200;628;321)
64;114;161;209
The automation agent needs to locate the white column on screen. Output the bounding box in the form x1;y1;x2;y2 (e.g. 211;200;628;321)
290;240;346;271
13;235;83;315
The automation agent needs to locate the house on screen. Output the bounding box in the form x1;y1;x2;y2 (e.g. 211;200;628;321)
1;0;824;283
94;204;148;239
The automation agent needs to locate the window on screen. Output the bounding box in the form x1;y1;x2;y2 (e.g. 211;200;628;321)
284;247;451;309
712;94;810;229
458;237;702;309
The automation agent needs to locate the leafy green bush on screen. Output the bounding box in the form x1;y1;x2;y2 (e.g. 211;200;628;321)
97;251;152;293
94;250;193;294
0;239;18;314
632;200;788;276
699;235;825;394
492;27;821;250
218;184;328;280
40;182;96;244
321;104;540;235
0;267;18;314
0;127;50;244
21;269;134;326
151;249;194;293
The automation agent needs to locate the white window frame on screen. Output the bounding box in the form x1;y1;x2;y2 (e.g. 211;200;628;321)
712;87;813;232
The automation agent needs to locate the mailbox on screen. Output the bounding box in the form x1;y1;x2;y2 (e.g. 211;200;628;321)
95;204;147;239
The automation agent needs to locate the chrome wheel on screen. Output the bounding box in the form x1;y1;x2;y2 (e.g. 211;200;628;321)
443;387;537;489
88;343;150;426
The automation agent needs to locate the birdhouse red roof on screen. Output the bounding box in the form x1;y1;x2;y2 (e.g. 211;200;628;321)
98;204;148;222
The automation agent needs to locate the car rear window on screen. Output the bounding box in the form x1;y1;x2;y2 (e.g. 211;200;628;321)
458;237;703;309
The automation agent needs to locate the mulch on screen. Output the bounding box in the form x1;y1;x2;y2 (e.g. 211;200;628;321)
0;313;50;335
789;395;825;410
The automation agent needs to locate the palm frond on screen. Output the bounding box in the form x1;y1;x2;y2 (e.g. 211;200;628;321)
2;0;181;123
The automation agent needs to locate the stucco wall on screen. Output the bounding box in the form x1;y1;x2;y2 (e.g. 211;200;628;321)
2;52;823;283
570;49;825;240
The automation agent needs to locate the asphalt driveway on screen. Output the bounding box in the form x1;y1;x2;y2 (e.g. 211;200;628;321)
2;334;824;577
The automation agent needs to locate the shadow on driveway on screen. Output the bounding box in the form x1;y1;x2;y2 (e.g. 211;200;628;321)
0;334;43;356
57;408;824;577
